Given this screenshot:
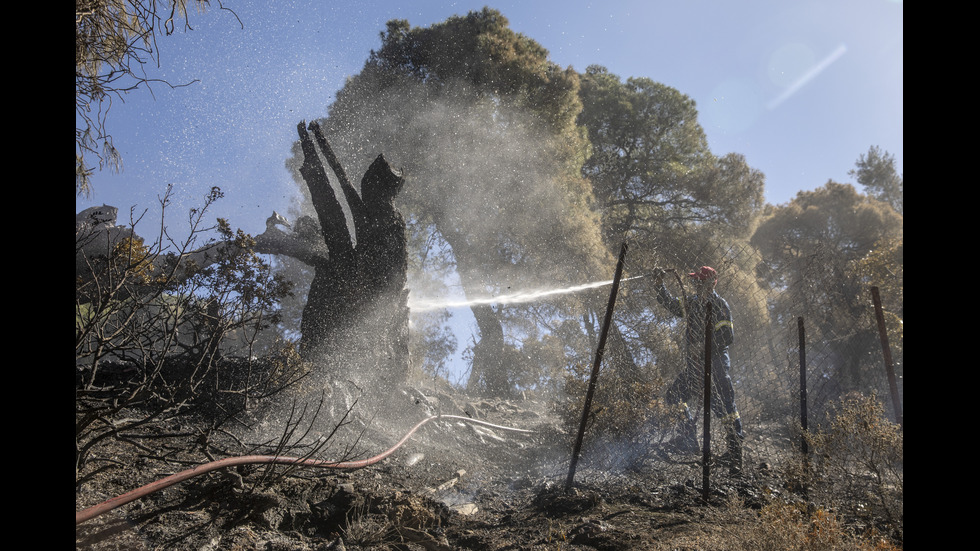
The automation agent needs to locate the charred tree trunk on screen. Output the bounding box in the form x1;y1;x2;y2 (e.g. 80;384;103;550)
295;121;409;388
435;226;517;398
466;304;513;396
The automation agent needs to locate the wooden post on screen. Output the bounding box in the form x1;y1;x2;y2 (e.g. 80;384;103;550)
701;302;712;502
798;317;808;456
871;286;903;430
566;242;628;492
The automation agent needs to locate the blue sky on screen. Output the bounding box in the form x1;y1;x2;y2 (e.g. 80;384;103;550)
77;0;903;240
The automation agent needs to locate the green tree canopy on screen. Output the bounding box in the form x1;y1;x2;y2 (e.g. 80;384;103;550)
562;65;771;426
750;180;903;391
575;65;768;365
577;65;765;245
751;181;902;295
849;145;903;215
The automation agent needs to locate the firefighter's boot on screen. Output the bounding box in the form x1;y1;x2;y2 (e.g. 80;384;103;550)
719;428;743;476
667;410;699;454
732;415;745;439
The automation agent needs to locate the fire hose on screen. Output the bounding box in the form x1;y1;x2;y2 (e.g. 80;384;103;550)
75;414;534;525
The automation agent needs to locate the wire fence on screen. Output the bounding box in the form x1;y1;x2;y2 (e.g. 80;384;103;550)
561;238;903;492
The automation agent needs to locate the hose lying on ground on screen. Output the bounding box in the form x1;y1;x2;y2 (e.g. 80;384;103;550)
76;414;534;525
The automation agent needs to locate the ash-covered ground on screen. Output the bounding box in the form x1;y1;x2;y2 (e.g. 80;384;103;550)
75;381;899;550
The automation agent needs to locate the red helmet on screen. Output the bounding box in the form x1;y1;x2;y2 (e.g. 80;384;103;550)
688;266;717;282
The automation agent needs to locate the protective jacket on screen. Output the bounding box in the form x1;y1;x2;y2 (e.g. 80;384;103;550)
656;285;734;354
656;284;741;433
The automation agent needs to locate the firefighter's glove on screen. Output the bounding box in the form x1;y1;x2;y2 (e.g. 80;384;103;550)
646;268;665;286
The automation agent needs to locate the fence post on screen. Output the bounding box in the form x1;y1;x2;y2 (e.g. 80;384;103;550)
870;286;903;430
701;302;713;502
798;317;808;456
566;242;628;492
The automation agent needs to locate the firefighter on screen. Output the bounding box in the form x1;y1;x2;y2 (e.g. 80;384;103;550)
652;265;744;474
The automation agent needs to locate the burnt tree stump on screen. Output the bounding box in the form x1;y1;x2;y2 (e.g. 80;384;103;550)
76;122;411;391
296;121;409;388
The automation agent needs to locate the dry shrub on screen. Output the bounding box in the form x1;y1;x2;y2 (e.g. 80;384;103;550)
686;497;901;551
341;492;449;549
557;364;676;471
76;189;298;479
806;393;903;539
742;500;899;550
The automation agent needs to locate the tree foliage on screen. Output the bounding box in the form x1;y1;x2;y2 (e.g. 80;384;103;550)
751;181;902;301
849;145;903;215
572;66;769;419
309;8;610;395
750;180;902;392
578;65;765;244
75;0;237;196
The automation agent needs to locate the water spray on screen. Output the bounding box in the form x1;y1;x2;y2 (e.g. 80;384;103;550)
408;276;647;312
75;414;533;525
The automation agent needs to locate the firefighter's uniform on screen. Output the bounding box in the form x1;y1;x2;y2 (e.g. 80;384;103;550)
656;269;743;473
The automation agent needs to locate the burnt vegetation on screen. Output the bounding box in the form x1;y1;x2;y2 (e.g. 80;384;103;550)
76;5;901;550
74;159;903;551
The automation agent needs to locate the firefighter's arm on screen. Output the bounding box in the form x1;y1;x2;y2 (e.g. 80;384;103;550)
713;299;734;348
656;282;686;318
